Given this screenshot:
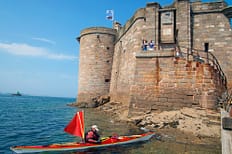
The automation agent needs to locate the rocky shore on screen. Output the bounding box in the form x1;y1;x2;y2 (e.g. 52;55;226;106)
97;100;221;137
73;95;221;145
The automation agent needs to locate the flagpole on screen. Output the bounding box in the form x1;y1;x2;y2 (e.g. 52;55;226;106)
112;10;114;28
82;110;85;143
106;9;114;28
64;110;85;142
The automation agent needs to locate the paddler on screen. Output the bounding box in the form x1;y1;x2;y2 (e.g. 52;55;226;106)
85;125;101;143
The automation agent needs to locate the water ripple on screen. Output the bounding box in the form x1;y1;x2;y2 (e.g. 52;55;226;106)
0;94;221;154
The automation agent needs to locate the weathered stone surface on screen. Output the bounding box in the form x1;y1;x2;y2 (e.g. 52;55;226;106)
92;95;110;107
77;27;116;105
98;100;221;137
76;0;230;115
76;101;97;108
137;107;220;137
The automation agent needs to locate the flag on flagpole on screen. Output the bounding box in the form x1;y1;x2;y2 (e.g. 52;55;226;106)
106;10;114;21
64;111;85;139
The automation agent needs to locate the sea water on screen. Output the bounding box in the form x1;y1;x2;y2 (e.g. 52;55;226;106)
0;94;220;154
0;94;77;154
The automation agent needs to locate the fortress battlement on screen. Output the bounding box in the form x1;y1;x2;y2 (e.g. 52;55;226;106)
78;27;116;41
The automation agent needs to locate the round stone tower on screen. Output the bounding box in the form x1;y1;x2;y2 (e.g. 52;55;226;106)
77;27;116;106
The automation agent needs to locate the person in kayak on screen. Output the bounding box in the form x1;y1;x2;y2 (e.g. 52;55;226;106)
85;125;101;143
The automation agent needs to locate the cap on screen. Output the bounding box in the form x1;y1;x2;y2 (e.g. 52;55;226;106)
91;125;99;131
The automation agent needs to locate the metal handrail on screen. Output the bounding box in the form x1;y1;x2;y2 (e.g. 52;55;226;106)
173;29;228;108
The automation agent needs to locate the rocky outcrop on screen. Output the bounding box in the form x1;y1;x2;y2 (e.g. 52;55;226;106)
75;95;110;108
74;91;223;138
137;107;221;137
97;101;221;138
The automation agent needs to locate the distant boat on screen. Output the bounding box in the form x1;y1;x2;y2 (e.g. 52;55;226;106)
12;91;22;96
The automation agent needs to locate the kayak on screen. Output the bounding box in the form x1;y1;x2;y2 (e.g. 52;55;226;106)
11;132;154;153
10;132;154;153
11;111;154;153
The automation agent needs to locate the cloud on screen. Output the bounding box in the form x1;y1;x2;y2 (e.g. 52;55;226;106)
32;37;56;45
0;42;77;60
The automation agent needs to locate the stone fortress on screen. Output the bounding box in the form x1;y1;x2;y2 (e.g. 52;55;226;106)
76;0;232;116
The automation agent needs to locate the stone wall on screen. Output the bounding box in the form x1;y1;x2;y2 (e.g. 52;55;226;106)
129;51;225;116
109;23;139;104
191;1;232;87
76;0;231;111
77;27;116;103
110;4;160;104
175;0;191;48
110;7;145;103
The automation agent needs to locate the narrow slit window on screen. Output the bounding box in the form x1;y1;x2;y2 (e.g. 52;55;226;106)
105;79;110;82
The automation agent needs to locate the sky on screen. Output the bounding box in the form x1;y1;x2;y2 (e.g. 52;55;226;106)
0;0;231;98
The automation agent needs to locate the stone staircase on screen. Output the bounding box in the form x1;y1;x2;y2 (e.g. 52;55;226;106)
179;46;228;105
129;47;228;116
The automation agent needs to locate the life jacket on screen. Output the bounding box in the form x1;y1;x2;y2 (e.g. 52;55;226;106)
85;130;100;142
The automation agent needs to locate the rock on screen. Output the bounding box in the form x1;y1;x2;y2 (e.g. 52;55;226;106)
77;101;97;108
75;95;111;108
180;107;205;118
66;102;78;107
95;99;221;138
140;127;150;132
229;105;232;117
169;121;179;128
92;95;110;107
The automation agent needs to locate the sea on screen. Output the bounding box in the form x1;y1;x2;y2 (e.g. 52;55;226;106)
0;94;221;154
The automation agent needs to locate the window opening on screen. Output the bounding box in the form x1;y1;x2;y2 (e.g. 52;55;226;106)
105;79;110;82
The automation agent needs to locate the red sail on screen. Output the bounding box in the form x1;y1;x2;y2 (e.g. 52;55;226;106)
64;111;85;139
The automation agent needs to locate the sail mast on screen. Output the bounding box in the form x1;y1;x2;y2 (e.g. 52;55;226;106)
64;110;85;140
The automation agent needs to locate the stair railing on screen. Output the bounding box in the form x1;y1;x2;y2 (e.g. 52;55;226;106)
176;46;227;90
